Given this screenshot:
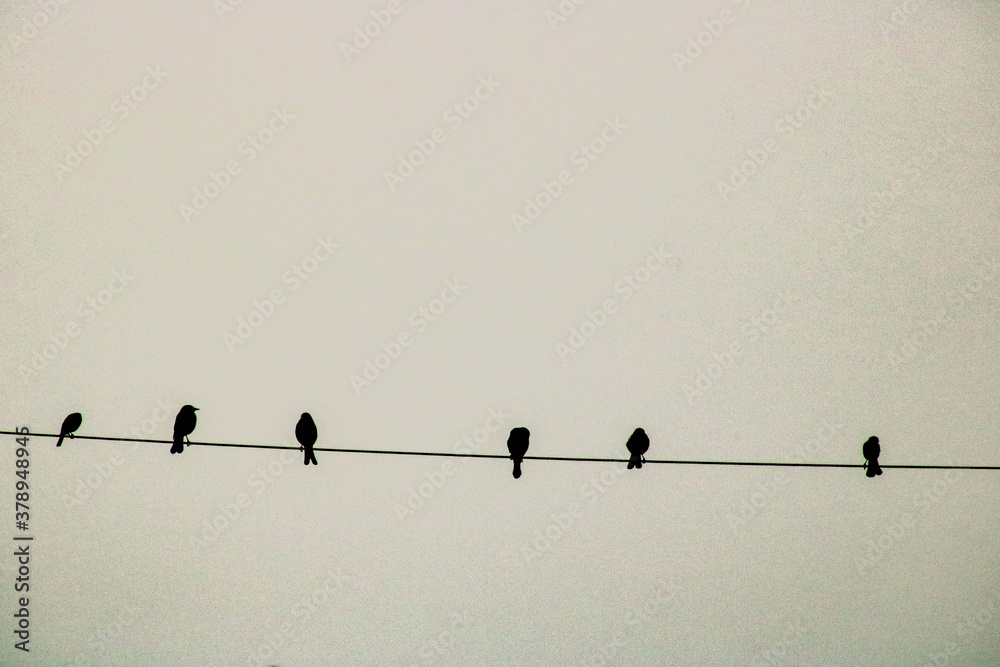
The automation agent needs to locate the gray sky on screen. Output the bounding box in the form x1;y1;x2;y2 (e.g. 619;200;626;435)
2;0;1000;664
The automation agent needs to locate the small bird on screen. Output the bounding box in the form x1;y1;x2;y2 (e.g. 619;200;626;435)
296;413;318;465
171;405;198;454
863;436;882;477
626;428;649;469
55;412;82;447
507;427;530;479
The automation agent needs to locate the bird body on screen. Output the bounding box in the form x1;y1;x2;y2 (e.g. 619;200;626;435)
626;428;649;469
296;413;318;465
56;412;83;447
863;436;882;477
507;427;530;479
172;405;198;454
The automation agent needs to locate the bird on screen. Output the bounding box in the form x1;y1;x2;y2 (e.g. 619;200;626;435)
626;428;649;469
171;405;198;454
55;412;82;447
507;427;530;479
296;413;318;465
863;436;882;477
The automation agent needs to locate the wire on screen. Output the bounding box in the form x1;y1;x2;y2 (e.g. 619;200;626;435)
5;430;999;469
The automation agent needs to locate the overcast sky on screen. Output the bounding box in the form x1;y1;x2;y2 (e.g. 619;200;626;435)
2;0;1000;665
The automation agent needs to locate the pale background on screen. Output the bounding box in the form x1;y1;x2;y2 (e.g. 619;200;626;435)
2;0;999;665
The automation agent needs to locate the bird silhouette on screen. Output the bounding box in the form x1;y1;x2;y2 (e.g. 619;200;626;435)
626;427;649;469
296;413;318;465
863;436;882;477
171;405;198;454
55;412;82;447
507;427;530;479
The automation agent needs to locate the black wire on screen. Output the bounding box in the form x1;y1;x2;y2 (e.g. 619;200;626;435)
5;430;999;469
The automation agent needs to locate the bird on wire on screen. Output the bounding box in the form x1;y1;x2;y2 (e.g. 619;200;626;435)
626;427;649;469
507;427;530;479
863;436;882;477
55;412;83;447
171;405;199;454
296;412;318;465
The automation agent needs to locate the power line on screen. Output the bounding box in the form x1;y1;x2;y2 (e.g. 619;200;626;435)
6;430;999;469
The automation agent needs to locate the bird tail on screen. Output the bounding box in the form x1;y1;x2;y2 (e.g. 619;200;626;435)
172;435;183;454
512;459;522;479
56;435;65;447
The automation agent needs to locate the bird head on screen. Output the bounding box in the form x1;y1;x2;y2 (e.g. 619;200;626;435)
507;427;529;456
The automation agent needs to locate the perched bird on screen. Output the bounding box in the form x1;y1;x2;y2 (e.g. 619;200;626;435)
171;405;199;454
626;428;649;469
507;427;530;479
863;436;882;477
55;412;83;447
296;412;318;465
